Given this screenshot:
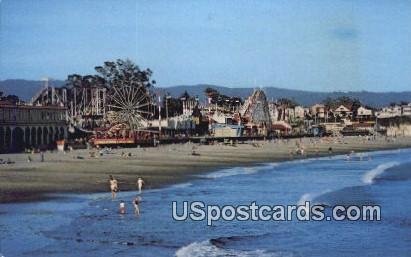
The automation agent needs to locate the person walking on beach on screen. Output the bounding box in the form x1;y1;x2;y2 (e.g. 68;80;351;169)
133;196;141;216
137;177;144;194
109;175;119;199
119;200;126;214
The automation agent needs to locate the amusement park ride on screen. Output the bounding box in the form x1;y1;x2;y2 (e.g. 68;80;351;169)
31;77;157;146
31;75;276;145
240;89;272;136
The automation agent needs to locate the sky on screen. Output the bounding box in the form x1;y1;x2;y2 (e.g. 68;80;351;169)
0;0;410;92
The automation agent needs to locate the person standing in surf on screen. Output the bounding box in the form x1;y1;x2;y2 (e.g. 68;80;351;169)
109;175;119;199
137;177;144;194
133;196;141;216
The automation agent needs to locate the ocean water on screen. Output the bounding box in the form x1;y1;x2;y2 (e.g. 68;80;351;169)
1;148;411;257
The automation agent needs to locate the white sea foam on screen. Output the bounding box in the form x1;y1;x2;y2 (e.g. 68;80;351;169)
292;159;315;164
175;240;287;257
365;148;406;157
276;158;316;167
171;183;193;189
199;167;260;179
362;162;399;185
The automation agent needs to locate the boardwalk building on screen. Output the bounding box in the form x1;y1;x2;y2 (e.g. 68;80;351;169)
0;104;67;152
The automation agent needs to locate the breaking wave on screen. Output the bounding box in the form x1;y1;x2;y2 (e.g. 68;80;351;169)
175;239;291;257
362;162;400;185
297;190;330;206
297;193;316;206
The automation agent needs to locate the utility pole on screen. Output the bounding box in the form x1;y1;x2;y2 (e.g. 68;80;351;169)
165;95;171;121
158;96;161;135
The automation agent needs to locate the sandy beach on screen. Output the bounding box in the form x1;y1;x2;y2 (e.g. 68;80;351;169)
1;136;411;203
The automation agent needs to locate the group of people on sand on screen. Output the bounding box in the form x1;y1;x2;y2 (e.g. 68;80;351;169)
109;175;145;216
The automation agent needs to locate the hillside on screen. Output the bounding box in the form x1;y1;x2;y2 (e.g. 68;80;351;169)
157;84;411;107
1;79;411;107
0;79;65;101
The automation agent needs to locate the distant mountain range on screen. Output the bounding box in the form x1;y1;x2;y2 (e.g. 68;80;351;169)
1;79;411;108
0;79;66;102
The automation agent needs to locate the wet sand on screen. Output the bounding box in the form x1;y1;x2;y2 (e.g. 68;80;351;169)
1;136;411;203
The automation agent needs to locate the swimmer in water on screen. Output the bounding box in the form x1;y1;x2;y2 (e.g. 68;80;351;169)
119;200;126;214
137;177;144;194
133;196;141;216
109;175;119;199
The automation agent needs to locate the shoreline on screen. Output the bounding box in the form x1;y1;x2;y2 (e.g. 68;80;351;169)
1;136;411;204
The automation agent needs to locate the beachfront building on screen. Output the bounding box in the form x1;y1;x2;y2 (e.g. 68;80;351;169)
268;103;280;122
286;107;295;121
0;103;67;152
310;104;326;121
181;96;199;116
401;103;411;116
333;105;353;119
356;106;373;120
294;106;306;120
212;124;243;137
376;106;402;118
271;121;292;135
207;111;243;137
269;102;289;122
148;115;196;137
375;103;411;136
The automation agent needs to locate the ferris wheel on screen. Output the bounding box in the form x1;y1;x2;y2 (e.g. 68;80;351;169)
107;83;154;129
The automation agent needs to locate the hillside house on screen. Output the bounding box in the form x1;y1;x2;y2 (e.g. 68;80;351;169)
333;105;353;118
356;106;373;120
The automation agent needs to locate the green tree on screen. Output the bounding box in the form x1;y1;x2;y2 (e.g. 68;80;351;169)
277;98;298;107
94;59;155;89
323;96;361;110
0;93;20;104
204;87;219;97
204;87;243;108
162;94;184;117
